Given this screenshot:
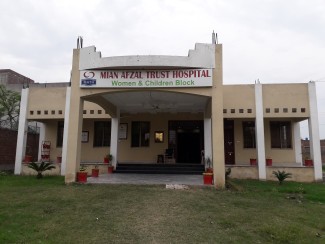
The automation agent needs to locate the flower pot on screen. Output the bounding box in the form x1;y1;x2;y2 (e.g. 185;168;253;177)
57;156;62;164
92;168;99;177
24;155;32;163
203;173;213;185
250;158;257;166
104;158;109;164
108;166;114;174
77;172;87;182
304;159;313;166
266;158;272;166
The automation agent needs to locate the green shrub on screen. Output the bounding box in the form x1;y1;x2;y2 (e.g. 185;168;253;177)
272;170;292;185
28;162;56;179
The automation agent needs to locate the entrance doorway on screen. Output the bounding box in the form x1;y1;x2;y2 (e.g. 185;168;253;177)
224;119;235;165
168;120;203;164
177;132;201;163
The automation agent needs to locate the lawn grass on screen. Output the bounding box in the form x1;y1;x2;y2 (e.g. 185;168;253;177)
0;175;324;243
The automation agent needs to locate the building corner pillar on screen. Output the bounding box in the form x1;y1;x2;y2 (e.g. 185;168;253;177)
61;86;71;176
255;83;266;180
64;49;83;183
14;88;29;175
308;82;322;181
211;44;225;189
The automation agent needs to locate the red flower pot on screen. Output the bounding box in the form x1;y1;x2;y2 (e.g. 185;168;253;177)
250;158;257;166
203;173;213;185
92;168;99;177
104;158;109;164
266;158;272;166
304;159;313;166
24;155;32;163
77;172;87;183
108;166;114;174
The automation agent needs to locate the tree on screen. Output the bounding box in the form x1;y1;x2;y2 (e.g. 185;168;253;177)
0;84;21;130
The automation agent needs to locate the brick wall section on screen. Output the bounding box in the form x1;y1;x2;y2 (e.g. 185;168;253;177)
0;128;39;170
0;69;34;85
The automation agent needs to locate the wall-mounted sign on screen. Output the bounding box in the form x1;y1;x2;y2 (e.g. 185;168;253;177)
80;69;212;88
119;123;128;140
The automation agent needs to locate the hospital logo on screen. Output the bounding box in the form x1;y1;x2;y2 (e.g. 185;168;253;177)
83;71;95;78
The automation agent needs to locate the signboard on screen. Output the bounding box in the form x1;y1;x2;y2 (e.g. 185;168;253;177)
80;69;212;88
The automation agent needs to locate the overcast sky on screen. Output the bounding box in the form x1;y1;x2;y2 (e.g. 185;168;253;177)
0;0;324;138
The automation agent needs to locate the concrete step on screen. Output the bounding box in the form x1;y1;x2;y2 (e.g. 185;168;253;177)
115;163;205;175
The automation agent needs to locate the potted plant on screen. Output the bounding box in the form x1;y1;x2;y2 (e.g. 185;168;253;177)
203;172;213;185
104;154;114;173
92;165;99;177
304;157;313;166
203;157;213;184
205;157;213;173
104;154;113;164
250;158;257;166
266;157;272;166
77;165;87;183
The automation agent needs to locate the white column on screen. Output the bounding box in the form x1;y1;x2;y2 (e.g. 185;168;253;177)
61;87;71;176
255;83;266;180
204;118;212;163
110;109;120;168
293;122;302;165
308;82;322;181
38;123;46;161
14;88;29;175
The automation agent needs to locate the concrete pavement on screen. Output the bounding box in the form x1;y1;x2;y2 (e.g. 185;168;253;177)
87;173;205;186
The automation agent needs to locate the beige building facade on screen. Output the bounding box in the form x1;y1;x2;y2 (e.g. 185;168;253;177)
14;40;322;187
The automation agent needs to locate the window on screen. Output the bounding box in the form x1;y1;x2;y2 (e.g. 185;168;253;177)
243;121;256;148
56;121;64;147
131;121;150;147
270;121;292;148
93;121;111;147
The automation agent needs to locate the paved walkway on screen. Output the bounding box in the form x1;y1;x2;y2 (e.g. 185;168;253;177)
87;173;205;186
